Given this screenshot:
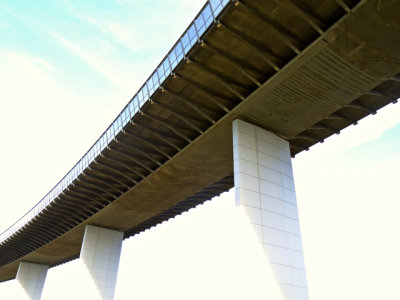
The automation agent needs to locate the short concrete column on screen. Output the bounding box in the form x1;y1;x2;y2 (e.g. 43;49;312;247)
16;261;48;300
79;225;123;299
233;119;309;300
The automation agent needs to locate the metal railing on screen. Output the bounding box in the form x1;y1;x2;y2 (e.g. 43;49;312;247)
0;0;230;244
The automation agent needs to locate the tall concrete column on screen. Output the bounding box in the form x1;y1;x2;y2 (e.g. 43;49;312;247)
16;261;48;300
78;225;123;299
233;119;309;300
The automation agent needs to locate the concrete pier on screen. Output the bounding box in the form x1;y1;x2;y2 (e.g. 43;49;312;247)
233;119;308;299
78;225;123;299
16;262;48;300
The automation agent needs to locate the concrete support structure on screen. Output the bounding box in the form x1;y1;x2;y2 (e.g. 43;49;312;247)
78;225;123;300
16;261;48;300
233;119;309;300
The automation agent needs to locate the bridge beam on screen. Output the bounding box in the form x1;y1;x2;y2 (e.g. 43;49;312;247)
233;119;309;300
16;261;48;300
78;225;123;300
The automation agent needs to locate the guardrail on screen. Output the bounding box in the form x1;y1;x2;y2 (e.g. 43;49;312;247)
0;0;230;244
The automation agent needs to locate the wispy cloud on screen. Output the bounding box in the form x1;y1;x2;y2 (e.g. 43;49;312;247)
103;20;146;53
46;29;135;92
0;50;56;90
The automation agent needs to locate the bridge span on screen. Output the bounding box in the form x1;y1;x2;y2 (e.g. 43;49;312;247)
1;0;400;299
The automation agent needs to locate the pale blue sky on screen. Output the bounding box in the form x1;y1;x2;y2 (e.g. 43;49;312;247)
0;1;399;299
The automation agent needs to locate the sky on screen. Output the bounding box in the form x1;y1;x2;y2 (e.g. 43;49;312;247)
0;1;399;299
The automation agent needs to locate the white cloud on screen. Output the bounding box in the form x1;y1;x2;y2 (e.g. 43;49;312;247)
296;102;400;162
0;50;129;233
104;20;145;52
0;50;56;87
46;30;136;92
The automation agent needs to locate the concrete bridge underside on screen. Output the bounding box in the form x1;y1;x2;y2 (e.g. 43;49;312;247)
1;0;400;282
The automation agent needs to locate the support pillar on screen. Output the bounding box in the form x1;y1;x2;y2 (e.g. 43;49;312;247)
233;119;309;300
16;261;48;300
78;225;123;299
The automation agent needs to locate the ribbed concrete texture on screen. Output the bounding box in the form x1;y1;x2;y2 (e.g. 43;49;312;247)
16;261;48;300
232;119;309;300
79;225;123;300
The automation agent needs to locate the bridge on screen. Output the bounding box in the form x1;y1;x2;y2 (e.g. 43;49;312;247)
1;0;399;299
